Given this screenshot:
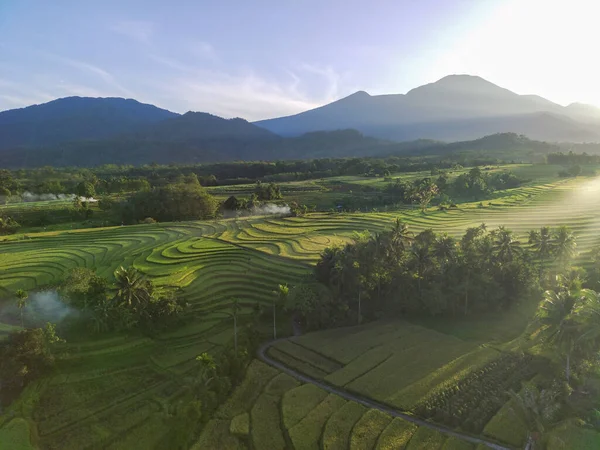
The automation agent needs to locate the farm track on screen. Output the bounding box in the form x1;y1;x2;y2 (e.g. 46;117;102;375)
258;339;513;450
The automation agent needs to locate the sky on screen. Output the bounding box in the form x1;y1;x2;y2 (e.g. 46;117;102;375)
1;0;598;120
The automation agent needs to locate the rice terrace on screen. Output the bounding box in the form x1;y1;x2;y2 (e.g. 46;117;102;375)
4;5;600;447
1;157;600;450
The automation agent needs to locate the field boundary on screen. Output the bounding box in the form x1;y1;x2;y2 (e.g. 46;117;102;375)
258;339;514;450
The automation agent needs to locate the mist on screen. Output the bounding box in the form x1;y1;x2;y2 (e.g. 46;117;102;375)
251;204;291;216
0;290;78;327
20;191;98;203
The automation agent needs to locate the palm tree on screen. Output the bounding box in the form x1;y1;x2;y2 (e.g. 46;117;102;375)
113;266;151;312
508;382;562;449
231;298;241;353
411;242;433;305
15;289;28;328
493;226;521;263
390;218;412;252
433;234;456;268
553;226;577;269
529;227;553;277
460;225;486;315
574;289;600;356
272;284;289;339
535;288;582;382
195;352;217;387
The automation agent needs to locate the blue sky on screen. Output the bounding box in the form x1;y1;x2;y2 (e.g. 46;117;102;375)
1;0;598;120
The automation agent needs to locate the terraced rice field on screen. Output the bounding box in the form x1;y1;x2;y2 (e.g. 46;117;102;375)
2;171;600;448
270;320;498;412
195;360;470;450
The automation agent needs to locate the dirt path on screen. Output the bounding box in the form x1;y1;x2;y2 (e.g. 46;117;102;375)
258;339;513;450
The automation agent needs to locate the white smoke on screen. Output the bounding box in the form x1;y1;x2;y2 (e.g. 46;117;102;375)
0;289;77;328
251;203;291;216
20;191;97;203
28;290;78;322
222;203;292;219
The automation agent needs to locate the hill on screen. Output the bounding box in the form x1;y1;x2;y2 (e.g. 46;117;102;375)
255;75;600;142
0;96;179;149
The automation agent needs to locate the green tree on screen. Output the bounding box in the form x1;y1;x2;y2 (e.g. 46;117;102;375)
529;226;554;277
553;226;577;269
508;382;562;449
76;181;96;198
493;226;521;263
195;352;217;387
113;266;152;313
535;288;582;382
15;289;28;328
230;298;241;354
0;186;10;204
273;284;289;339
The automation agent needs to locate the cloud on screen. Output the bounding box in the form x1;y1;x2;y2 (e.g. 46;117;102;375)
0;78;55;109
43;53;136;98
110;20;154;44
147;55;343;120
296;63;341;101
189;41;216;60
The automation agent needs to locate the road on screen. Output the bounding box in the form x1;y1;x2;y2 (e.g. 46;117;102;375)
258;339;513;450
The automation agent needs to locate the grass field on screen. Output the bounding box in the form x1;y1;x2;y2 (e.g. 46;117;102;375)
2;166;600;448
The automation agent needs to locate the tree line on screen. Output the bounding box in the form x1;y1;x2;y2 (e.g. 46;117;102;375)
285;220;579;330
386;167;526;210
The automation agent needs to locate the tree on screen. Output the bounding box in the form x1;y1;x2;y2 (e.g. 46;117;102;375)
230;298;241;353
574;289;600;357
76;181;96;198
508;382;562;449
195;352;217;388
553;226;577;269
493;226;521;263
113;266;152;313
15;289;28;328
529;227;554;277
273;284;289;339
535;288;583;382
0;186;10;204
390;218;412;254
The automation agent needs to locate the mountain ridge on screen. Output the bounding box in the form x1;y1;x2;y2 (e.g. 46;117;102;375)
255;74;600;141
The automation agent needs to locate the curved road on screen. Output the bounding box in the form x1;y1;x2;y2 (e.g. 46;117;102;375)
258;339;512;450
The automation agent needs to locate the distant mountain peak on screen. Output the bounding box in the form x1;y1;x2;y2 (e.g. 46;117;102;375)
348;90;370;98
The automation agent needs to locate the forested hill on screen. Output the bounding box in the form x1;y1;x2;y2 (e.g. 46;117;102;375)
0;96;179;148
0;130;563;168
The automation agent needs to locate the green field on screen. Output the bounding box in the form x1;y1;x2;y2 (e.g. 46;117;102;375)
196;360;474;450
2;167;600;448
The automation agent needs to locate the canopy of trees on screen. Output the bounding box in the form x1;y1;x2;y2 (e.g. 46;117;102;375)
295;221;578;329
61;266;185;333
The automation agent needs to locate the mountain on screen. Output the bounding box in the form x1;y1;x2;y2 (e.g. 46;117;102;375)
0;97;179;149
255;75;600;142
129;111;277;141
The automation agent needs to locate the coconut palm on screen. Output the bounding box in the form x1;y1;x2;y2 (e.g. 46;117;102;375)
529;226;554;276
195;352;217;386
508;382;562;449
575;289;600;355
410;242;433;304
433;234;457;268
272;284;289;339
390;218;412;252
113;266;151;312
493;226;521;263
535;288;582;382
553;226;577;269
15;289;28;328
230;298;241;353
